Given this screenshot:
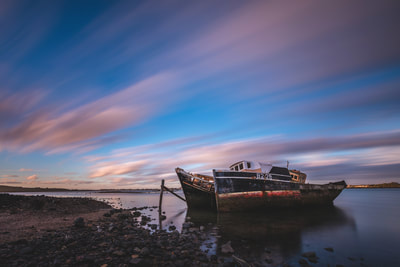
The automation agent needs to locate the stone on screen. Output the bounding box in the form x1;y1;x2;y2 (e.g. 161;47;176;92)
140;247;150;256
221;241;234;254
308;256;318;263
113;250;125;256
264;257;273;264
20;246;33;254
324;247;334;252
132;211;141;217
182;222;191;229
117;213;130;220
302;251;316;258
73;217;85;228
129;258;142;265
298;258;310;266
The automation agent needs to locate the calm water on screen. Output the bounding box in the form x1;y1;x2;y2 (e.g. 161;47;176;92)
11;189;400;266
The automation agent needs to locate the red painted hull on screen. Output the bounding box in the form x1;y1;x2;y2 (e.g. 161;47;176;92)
176;168;346;212
215;178;346;212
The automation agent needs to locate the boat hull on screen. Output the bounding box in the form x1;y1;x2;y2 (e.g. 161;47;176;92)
176;170;217;210
176;168;346;212
215;177;346;212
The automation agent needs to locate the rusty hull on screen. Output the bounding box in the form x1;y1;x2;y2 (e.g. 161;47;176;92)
176;167;346;212
215;177;346;212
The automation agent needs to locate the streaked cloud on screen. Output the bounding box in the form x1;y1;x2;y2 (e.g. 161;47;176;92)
0;174;19;178
0;72;178;154
26;174;38;181
87;130;400;187
0;178;21;184
0;1;399;188
19;168;34;172
90;160;148;178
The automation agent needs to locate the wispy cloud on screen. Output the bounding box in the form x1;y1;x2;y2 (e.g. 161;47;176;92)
90;160;148;178
0;174;19;178
0;178;21;184
26;174;38;181
87;130;400;187
0;72;179;154
1;1;399;189
19;168;33;172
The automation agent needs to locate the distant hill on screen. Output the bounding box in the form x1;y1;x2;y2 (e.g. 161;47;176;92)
0;185;72;192
347;182;400;189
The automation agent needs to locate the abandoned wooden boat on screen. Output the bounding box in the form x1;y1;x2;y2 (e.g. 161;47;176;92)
176;160;347;212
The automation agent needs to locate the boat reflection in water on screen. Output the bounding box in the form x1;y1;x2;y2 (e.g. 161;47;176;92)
185;206;355;265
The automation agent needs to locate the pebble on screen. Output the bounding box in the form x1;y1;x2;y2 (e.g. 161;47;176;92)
302;251;316;258
221;241;234;254
73;217;85;228
19;247;33;254
299;258;310;266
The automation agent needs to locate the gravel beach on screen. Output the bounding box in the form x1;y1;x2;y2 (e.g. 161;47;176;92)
0;194;219;266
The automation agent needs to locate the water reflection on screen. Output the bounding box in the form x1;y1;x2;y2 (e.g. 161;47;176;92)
185;207;355;264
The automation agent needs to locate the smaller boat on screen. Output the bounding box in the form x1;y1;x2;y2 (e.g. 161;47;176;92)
176;160;346;212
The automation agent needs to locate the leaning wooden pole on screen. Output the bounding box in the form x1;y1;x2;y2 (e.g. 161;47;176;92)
163;185;186;202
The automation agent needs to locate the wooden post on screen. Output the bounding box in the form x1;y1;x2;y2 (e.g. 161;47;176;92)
158;179;165;230
159;179;164;211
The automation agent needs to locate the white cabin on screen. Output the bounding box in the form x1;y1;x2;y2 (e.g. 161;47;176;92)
229;160;272;173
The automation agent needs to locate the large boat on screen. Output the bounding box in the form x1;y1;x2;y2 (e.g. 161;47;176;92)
175;160;346;212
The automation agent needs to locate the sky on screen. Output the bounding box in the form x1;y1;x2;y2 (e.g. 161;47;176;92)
1;0;400;189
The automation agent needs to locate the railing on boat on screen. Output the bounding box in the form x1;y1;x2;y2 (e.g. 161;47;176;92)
188;174;214;192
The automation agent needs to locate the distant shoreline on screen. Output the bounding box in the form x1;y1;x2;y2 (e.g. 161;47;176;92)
346;182;400;189
0;185;180;193
1;183;399;193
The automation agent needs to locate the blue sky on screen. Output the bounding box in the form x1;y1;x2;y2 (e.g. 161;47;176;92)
1;0;400;189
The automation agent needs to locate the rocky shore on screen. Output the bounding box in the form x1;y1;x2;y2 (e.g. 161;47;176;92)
0;194;360;267
0;194;112;244
0;194;218;266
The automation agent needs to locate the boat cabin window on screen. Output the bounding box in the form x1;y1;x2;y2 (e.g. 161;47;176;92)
235;165;239;171
247;162;251;169
239;163;243;170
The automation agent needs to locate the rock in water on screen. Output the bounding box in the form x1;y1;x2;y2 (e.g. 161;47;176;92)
302;251;319;263
221;241;234;254
301;251;316;258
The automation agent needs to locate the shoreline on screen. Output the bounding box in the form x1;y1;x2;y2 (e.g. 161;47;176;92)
0;194;216;266
1;193;392;266
0;194;112;244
